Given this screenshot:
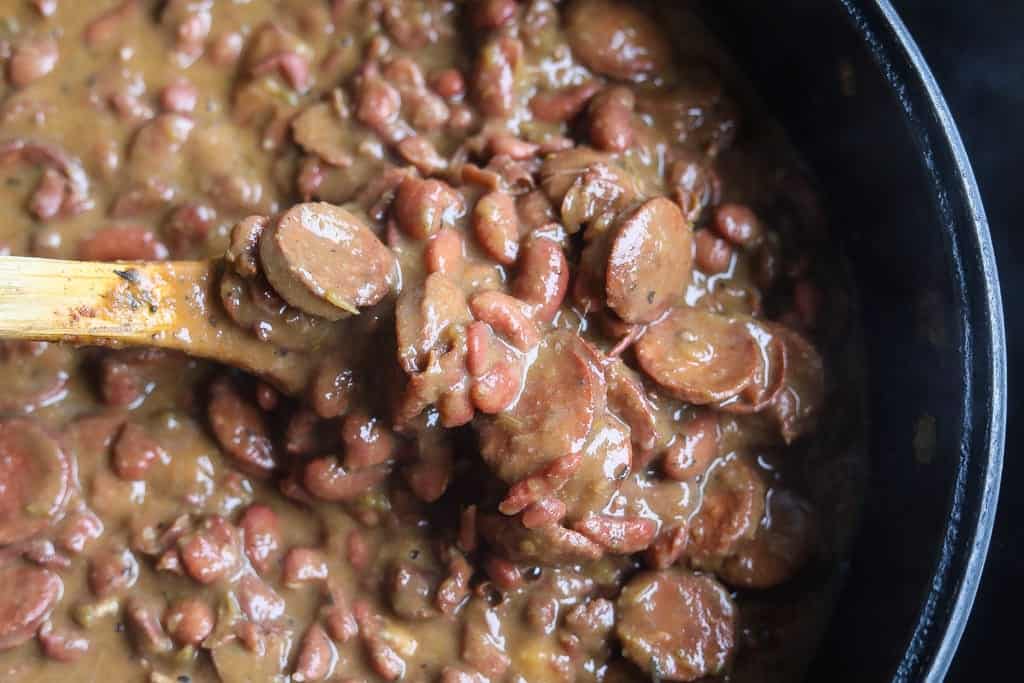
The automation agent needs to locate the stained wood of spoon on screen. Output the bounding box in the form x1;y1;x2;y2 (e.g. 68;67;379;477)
0;255;313;393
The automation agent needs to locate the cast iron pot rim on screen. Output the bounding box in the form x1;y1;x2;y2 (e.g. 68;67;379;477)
842;1;1007;680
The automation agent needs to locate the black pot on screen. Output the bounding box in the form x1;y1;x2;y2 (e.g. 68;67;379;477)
705;0;1007;679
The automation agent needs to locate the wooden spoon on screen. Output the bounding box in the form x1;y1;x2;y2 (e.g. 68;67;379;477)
0;255;313;393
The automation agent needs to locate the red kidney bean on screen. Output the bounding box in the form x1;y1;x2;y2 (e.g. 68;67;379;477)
393;177;464;240
521;496;567;529
178;516;243;585
424;228;466;277
304;458;392;502
512;236;569;323
483;556;522;592
529;81;601;123
282;547;329;587
237;573;286;623
498;452;582;516
472;191;520;265
397;135;447;175
357;74;402;132
616;570;737;680
341;412;397;470
206;29;242;64
295;623;336;681
487;134;539;161
252;51;310;92
0;559;62;650
88;545;139;597
663;411;719;481
436;551;472;616
346;529;372;572
163;597;214;646
125;596;173;655
207;377;277;478
32;0;57;17
589;87;635;152
160;78;198;113
431;68;465;98
238;504;282;576
713;203;762;247
404;442;453;503
323;582;358;643
573;514;657;554
474;36;523;117
456;506;479;555
469;291;539;351
84;1;139;46
57;510;104;555
38;622;90;662
28;168;66;221
111;422;166;481
461;599;510;678
77;225;170;261
390;562;439;620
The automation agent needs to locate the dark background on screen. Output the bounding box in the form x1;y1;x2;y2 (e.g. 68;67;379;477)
890;1;1022;678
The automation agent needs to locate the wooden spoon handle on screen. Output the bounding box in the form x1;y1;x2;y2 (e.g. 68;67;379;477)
0;256;312;393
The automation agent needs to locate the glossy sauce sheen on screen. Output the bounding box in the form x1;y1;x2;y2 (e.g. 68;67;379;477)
0;1;866;682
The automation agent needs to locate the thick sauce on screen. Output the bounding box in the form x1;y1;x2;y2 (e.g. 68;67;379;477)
0;1;866;682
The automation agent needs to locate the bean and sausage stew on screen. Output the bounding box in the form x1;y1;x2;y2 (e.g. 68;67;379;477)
0;1;867;681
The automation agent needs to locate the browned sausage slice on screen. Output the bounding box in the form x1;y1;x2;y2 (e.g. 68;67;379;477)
0;418;71;545
718;489;816;589
0;558;63;650
477;332;606;484
0;342;70;415
687;455;766;566
616;570;737;681
714;325;786;414
260;202;396;320
606;198;692;324
635;307;758;404
565;0;671;81
767;324;825;443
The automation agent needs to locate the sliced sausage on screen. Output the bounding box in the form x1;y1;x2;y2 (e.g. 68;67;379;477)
0;558;62;651
259;202;396;320
662;410;719;481
208;377;277;478
0;342;70;415
768;324;826;443
565;0;671;81
0;418;71;545
635;307;758;404
477;332;606;484
719;490;816;589
606;198;692;324
687;455;766;566
616;570;736;681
